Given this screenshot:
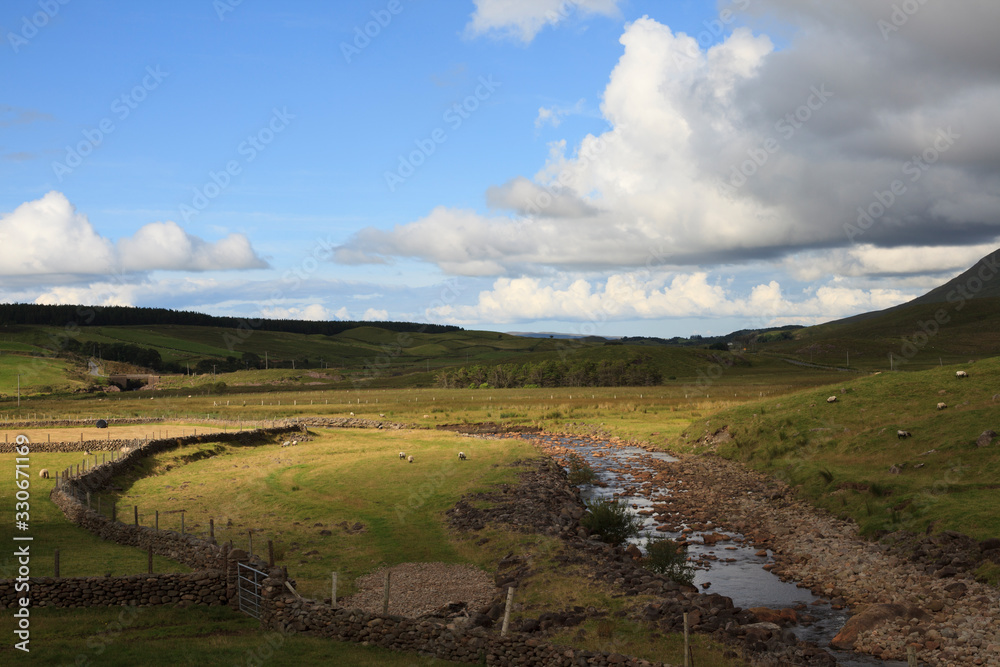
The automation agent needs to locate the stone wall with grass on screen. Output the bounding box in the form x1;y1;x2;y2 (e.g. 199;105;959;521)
0;417;163;430
0;426;298;613
259;581;672;667
0;571;228;608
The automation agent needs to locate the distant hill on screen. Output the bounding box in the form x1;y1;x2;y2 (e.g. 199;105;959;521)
764;247;1000;369
0;303;461;337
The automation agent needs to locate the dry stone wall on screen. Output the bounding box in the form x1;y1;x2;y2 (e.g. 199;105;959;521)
0;426;297;611
0;572;227;608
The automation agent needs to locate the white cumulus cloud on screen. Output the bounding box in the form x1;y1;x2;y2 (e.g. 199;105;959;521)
466;0;623;43
0;191;268;277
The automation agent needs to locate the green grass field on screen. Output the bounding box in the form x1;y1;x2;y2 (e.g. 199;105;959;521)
0;606;477;666
0;450;190;578
679;357;1000;539
0;354;88;398
103;429;540;599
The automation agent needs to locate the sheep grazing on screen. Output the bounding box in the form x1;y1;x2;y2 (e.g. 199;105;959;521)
458;451;467;460
897;430;912;439
84;449;92;455
826;396;838;403
407;455;413;463
937;402;947;410
39;469;49;479
379;413;385;418
956;370;969;378
349;411;355;416
399;451;406;459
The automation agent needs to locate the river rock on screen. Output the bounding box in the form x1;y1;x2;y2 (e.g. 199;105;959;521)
831;603;926;649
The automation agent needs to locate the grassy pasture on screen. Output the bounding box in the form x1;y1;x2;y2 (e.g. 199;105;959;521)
106;429;541;599
0;606;476;666
0;449;189;578
0;354;87;397
681;357;1000;539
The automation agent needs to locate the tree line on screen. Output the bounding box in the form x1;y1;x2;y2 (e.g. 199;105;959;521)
435;355;663;389
0;303;460;336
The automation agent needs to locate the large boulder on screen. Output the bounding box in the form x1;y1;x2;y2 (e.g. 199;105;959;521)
831;603;926;649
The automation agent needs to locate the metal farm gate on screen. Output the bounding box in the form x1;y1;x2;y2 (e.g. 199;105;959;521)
237;562;267;619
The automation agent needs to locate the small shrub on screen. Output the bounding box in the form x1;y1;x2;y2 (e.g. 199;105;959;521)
643;536;695;585
581;498;642;545
596;619;615;638
974;561;1000;587
567;454;597;485
869;482;892;497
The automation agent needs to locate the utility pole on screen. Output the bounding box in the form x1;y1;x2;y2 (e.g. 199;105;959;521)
212;364;216;379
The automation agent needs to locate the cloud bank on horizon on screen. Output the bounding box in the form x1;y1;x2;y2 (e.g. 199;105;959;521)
3;0;999;334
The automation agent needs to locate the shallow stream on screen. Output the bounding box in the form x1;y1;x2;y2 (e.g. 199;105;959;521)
523;433;906;667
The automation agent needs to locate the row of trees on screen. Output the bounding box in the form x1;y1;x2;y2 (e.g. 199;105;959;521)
0;303;460;336
435;356;663;389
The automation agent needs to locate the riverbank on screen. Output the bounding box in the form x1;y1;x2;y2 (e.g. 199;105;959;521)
554;432;1000;665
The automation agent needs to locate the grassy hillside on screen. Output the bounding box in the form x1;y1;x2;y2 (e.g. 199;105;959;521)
680;357;1000;540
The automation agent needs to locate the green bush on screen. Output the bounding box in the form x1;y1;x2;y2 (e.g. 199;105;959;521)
581;498;642;545
567;454;597;485
974;561;1000;587
642;536;695;585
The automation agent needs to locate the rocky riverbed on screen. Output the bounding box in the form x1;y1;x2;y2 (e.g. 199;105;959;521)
521;430;1000;666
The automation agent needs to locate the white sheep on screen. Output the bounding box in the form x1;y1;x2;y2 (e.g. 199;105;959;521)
827;396;838;403
39;469;49;479
407;455;413;463
349;412;354;416
458;451;467;460
399;451;405;459
897;430;912;439
379;413;385;418
937;402;947;410
956;370;969;378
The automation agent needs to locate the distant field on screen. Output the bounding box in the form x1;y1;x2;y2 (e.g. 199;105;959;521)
0;354;87;397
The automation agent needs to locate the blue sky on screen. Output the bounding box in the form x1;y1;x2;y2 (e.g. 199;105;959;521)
3;1;999;337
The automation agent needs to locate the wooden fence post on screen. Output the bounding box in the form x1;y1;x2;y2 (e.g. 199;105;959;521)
501;586;515;636
683;612;691;667
907;646;917;666
134;505;138;526
155;510;159;531
248;530;253;556
210;518;214;539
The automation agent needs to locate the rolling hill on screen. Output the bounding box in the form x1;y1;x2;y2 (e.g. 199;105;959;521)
762;247;1000;369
